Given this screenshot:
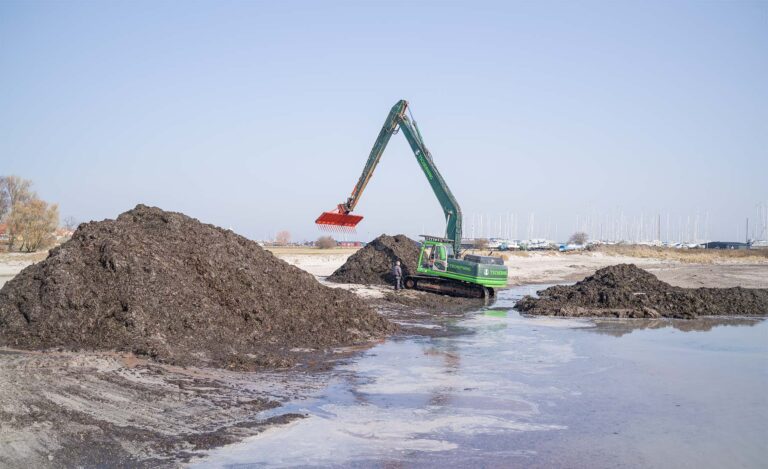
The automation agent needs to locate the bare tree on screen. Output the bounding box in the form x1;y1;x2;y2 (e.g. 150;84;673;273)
1;176;35;207
316;236;337;249
568;232;589;245
473;238;489;250
0;188;8;222
8;199;59;252
63;216;79;232
275;230;291;246
0;176;36;249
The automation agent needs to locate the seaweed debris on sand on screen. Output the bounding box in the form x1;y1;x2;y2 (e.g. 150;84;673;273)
516;264;768;318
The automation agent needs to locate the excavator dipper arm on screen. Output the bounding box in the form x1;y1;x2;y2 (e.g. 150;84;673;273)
315;100;463;255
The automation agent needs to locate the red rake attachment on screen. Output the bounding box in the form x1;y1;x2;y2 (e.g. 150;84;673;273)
315;207;364;233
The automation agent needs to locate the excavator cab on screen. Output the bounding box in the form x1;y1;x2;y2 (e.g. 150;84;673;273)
410;236;508;299
420;243;448;272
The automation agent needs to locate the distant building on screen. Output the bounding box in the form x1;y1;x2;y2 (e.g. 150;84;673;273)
702;241;748;250
337;241;363;248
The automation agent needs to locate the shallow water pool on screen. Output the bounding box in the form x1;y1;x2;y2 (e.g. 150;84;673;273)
195;285;768;468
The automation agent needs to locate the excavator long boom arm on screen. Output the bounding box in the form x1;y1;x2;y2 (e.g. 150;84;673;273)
335;100;463;254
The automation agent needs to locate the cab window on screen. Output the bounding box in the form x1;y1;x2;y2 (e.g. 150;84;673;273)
434;245;448;271
421;246;434;268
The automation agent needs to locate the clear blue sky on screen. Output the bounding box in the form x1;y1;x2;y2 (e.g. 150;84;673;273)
1;1;766;242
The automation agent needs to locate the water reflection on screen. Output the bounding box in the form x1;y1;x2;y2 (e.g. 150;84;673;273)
584;317;763;337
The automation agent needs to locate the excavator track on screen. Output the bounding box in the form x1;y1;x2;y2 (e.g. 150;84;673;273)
404;275;495;301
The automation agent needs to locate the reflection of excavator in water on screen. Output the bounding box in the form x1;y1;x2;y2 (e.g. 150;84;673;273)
316;100;508;299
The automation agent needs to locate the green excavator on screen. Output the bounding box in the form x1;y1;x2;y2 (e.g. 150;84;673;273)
316;100;508;299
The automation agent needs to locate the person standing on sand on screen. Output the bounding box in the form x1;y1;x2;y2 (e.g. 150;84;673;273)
393;260;403;291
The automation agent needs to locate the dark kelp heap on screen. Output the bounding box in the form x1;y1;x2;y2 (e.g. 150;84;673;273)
516;264;768;318
0;205;395;369
327;234;420;286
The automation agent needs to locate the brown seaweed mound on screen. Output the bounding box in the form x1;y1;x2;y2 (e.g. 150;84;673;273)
0;205;395;369
515;264;768;318
327;234;420;285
